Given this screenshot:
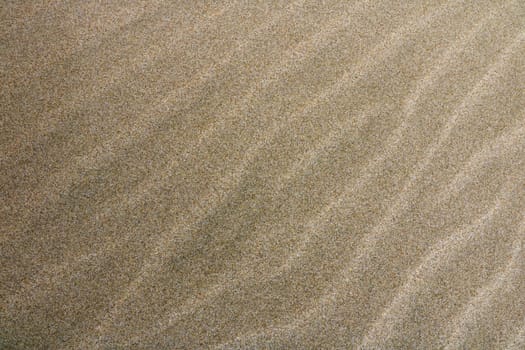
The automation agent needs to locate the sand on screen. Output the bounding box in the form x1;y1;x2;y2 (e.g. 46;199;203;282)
1;1;525;349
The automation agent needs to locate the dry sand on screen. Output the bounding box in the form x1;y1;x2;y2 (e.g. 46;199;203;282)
1;1;525;349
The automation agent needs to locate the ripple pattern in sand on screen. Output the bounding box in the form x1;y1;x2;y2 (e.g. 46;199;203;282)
1;1;525;349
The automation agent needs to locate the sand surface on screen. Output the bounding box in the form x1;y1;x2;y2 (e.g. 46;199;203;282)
1;1;525;349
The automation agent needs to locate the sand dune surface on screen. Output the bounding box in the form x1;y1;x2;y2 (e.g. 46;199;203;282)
1;1;525;349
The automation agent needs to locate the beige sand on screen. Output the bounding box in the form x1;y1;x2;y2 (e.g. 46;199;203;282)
1;1;525;349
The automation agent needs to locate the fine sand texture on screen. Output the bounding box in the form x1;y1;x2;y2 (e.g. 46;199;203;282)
1;1;525;349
